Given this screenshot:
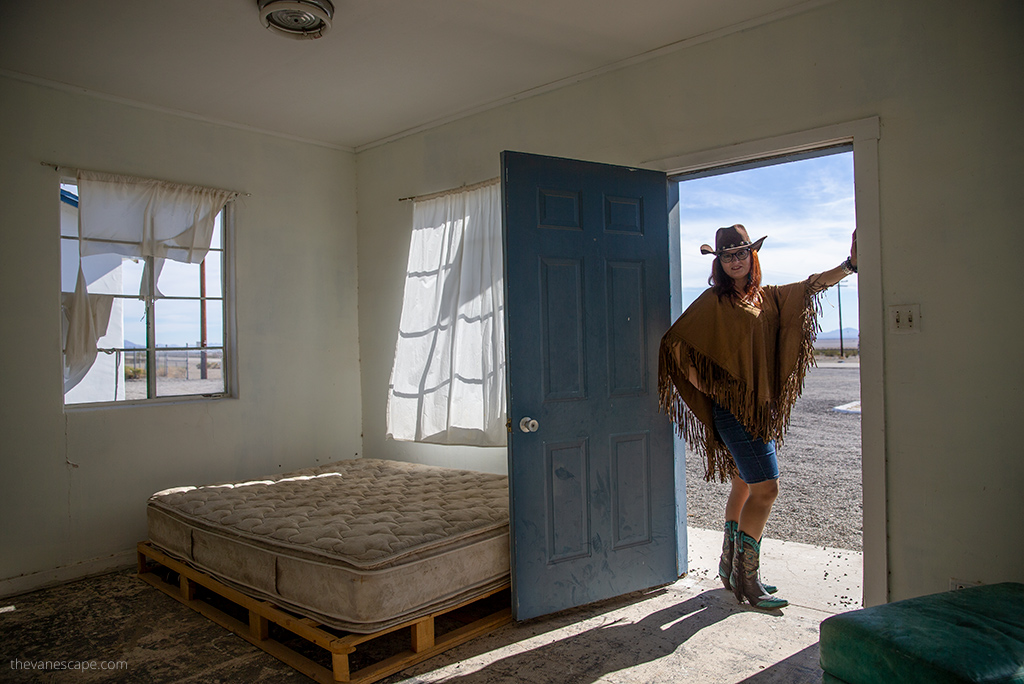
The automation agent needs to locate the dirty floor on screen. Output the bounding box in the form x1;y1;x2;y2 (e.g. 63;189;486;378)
0;528;861;683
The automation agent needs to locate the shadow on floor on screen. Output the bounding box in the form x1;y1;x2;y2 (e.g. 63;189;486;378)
394;590;748;684
739;643;822;683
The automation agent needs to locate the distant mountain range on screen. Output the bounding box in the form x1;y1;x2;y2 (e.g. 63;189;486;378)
124;340;204;348
818;328;859;339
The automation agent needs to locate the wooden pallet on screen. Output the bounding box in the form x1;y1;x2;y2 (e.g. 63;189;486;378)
137;541;512;683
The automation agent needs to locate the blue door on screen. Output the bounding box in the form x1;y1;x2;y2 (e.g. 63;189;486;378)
502;151;681;621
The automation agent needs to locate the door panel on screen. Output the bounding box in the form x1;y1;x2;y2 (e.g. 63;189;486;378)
540;258;586;400
502;151;678;621
607;261;646;395
610;431;651;548
545;439;590;562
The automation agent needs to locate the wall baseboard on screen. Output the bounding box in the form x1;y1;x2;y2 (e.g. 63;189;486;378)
0;549;137;600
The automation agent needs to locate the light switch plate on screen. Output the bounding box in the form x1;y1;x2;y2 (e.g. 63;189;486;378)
888;304;921;333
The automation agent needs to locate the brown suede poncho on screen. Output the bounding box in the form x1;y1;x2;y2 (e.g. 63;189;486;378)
658;277;826;482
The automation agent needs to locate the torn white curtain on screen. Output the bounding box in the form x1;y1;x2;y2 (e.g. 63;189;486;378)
64;171;233;393
386;181;506;446
76;170;234;297
62;267;114;392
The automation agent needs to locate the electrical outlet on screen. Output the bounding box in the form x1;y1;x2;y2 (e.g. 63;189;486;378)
949;578;983;591
888;304;921;333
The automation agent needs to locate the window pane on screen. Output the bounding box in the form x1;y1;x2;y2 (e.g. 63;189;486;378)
123;299;148;349
122;258;144;296
61;239;80;292
157;260;201;297
154;299;200;348
95;299;124;350
60;184;79;237
211;212;223;249
64;301;126;405
155;348;225;397
202;299;222;347
123;349;148;401
80;253;124;295
204;251;223;298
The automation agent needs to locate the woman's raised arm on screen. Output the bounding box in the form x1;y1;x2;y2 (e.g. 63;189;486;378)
808;229;857;292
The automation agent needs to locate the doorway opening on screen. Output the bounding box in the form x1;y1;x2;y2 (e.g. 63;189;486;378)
673;147;864;574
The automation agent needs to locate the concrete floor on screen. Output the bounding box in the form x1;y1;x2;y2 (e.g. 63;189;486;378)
0;528;861;683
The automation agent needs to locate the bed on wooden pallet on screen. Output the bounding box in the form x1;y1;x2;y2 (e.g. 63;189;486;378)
137;458;512;683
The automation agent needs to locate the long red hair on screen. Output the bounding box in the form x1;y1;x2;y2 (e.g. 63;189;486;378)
709;249;763;304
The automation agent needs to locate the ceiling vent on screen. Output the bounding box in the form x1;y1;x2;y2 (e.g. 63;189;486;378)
258;0;334;40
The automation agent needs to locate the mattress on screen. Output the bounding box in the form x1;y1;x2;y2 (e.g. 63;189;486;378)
146;458;510;633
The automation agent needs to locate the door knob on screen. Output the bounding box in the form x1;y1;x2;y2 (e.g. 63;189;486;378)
519;417;539;433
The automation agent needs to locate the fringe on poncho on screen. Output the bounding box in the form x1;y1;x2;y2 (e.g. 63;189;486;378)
658;276;827;482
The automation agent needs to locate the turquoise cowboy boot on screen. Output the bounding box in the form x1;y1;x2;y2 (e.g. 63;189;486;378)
720;521;776;593
732;531;788;610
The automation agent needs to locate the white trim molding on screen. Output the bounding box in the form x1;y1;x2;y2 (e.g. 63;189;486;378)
647;117;879;174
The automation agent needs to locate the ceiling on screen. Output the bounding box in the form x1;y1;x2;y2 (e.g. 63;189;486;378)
0;0;820;151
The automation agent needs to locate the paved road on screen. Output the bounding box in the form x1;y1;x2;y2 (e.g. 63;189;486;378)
683;361;863;551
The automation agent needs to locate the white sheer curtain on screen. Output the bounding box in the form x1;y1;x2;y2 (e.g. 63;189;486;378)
62;267;114;392
386;180;506;447
62;170;235;392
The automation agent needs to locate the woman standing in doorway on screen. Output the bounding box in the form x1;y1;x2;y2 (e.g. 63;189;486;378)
658;224;857;610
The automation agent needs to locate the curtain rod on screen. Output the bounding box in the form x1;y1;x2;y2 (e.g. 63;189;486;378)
398;176;500;203
40;161;252;198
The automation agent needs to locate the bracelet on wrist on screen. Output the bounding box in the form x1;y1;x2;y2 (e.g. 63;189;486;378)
841;257;858;275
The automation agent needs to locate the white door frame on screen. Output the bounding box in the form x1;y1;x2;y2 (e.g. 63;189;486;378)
647;117;887;606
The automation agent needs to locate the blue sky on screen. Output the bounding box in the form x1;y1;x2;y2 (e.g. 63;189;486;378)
676;151;858;334
121;251;224;348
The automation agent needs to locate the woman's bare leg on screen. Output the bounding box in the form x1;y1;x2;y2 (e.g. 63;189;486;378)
725;476;748;523
737;479;779;541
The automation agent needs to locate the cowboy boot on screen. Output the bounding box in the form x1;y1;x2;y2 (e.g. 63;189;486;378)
729;528;742;599
719;520;737;590
721;521;776;593
733;531;788;610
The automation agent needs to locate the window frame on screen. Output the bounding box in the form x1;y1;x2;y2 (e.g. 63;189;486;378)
60;179;238;407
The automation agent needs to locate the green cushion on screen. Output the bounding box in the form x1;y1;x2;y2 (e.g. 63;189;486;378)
822;673;850;684
819;582;1024;684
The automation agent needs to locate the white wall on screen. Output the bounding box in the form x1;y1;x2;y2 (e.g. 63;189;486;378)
0;75;363;593
355;0;1024;601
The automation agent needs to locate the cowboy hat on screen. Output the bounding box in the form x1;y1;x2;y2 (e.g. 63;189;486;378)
700;224;767;256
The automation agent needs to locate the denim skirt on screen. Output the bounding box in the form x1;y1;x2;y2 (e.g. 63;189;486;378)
712;403;779;484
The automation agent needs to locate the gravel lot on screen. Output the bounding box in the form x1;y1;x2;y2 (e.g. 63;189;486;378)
684;360;863;551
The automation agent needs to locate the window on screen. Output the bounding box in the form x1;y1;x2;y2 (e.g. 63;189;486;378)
386;180;506;446
60;175;235;405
